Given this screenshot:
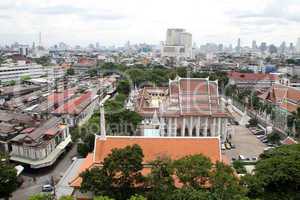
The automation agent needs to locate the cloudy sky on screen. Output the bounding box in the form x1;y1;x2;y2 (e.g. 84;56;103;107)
0;0;299;47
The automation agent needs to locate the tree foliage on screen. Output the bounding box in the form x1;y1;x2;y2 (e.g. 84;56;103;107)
173;154;212;188
59;195;74;200
0;156;18;199
243;144;300;200
81;145;144;200
28;193;52;200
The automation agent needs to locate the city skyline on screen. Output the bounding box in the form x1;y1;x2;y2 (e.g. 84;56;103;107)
0;0;300;46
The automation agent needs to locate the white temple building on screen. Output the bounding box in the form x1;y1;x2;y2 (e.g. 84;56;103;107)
135;76;232;141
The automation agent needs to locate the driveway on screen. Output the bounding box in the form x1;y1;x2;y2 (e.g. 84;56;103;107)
12;144;78;200
224;125;267;161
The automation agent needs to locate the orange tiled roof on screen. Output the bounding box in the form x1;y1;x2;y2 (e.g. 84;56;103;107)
70;136;222;188
94;137;221;164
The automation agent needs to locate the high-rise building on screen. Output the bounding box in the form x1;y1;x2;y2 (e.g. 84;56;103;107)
161;28;193;62
296;38;300;53
252;40;257;50
260;42;268;53
236;38;241;53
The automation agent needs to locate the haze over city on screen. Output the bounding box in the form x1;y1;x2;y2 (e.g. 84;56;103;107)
1;0;300;46
1;1;300;200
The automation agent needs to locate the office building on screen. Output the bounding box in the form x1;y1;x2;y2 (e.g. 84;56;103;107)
161;28;193;63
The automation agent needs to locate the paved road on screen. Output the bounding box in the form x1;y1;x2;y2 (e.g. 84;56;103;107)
224;125;267;161
12;144;78;200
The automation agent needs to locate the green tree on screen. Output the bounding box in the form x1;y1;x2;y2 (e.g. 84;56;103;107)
77;134;95;157
210;162;247;200
0;156;18;200
267;131;281;145
173;154;212;188
66;68;75;76
128;194;146;200
34;56;51;66
117;80;131;95
167;188;209;200
232;160;247;174
28;193;52;200
94;196;114;200
146;157;175;200
21;75;31;83
244;144;300;200
80;145;144;200
59;195;74;200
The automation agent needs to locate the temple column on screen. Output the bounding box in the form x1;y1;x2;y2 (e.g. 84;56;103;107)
174;117;177;137
160;117;165;136
181;118;186;137
204;117;208;136
218;118;221;136
212;118;216;136
167;118;172;137
189;116;193;136
196;117;200;137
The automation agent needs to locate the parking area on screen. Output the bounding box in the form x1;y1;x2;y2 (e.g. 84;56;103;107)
224;125;267;161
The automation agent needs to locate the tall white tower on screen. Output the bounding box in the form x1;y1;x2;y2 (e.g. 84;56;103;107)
296;38;300;53
100;104;106;139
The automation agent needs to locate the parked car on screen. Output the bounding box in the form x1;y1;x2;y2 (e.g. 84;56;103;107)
42;184;53;192
238;155;246;160
262;139;269;143
252;157;258;161
221;144;226;150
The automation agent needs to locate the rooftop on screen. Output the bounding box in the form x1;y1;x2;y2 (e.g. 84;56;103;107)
70;136;222;188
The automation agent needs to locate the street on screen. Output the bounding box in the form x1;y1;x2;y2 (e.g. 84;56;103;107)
11;144;78;200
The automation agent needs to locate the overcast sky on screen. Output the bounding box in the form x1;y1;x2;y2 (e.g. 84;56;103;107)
0;0;299;47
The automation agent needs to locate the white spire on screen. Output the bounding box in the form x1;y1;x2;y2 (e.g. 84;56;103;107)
100;104;106;140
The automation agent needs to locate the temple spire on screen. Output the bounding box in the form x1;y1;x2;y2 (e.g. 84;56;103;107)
100;104;106;140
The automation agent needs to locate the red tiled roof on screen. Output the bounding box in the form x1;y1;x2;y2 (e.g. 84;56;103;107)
48;88;76;104
52;91;94;115
228;72;278;81
259;84;300;113
282;137;298;145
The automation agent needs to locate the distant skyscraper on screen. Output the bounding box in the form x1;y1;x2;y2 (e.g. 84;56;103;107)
279;42;286;54
296;38;300;53
260;42;267;53
269;44;277;54
161;28;193;61
236;38;241;53
252;40;257;50
39;32;42;46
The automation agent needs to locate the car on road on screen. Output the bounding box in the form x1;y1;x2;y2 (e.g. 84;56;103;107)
42;184;53;192
221;144;226;150
238;155;246;160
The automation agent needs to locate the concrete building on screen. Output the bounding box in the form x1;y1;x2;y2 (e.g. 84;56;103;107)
0;61;45;82
228;71;278;89
296;38;300;53
161;29;193;64
10;117;71;169
135;77;231;141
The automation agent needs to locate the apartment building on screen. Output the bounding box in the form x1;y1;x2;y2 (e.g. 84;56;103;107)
0;61;45;82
